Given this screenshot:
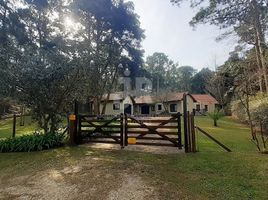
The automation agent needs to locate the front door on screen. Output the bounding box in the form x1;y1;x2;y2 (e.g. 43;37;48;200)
124;104;132;115
141;105;150;115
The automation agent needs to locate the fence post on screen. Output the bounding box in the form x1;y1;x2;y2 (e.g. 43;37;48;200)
187;111;192;152
125;113;128;146
120;113;124;149
183;93;189;153
190;113;197;153
12;114;16;138
69;114;77;145
177;112;182;149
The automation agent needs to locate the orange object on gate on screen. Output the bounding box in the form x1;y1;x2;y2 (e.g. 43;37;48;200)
128;138;137;144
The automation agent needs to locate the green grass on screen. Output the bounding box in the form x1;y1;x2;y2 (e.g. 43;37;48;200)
0;116;38;139
0;116;267;199
195;116;256;152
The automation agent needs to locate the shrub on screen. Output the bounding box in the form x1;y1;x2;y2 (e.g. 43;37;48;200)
208;109;225;127
0;133;65;153
252;103;268;133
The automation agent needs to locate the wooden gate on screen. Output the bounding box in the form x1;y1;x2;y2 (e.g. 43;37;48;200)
125;114;182;148
78;114;124;147
70;112;197;152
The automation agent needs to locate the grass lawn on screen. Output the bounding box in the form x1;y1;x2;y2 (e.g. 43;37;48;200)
0;116;267;199
0;116;38;139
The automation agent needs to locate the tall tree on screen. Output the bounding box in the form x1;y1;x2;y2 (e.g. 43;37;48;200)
0;0;26;98
171;0;268;93
177;66;196;92
191;68;213;94
144;52;174;92
70;0;144;114
8;0;81;133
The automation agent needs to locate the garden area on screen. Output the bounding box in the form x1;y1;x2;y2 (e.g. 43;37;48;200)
0;116;267;200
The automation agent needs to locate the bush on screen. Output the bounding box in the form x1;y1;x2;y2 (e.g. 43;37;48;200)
231;93;268;123
0;133;65;153
231;100;248;122
208;109;225;127
252;103;268;134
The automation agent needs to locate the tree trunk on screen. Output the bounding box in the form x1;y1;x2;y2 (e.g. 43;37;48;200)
93;97;100;115
101;93;111;115
254;47;264;93
255;28;268;93
252;0;268;93
214;119;217;127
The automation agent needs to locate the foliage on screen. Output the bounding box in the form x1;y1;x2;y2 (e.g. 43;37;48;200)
143;52;197;92
191;68;213;94
171;0;268;94
207;109;225;127
232;94;268;151
0;98;12;116
252;103;268;133
0;133;65;152
71;0;144;114
231;100;248;123
0;0;144;131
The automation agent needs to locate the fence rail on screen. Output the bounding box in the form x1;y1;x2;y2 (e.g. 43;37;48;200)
69;112;198;153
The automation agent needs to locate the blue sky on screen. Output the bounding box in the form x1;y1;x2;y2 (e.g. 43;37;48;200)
131;0;237;70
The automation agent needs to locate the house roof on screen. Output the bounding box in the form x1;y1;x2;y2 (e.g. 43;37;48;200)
101;92;124;101
100;92;198;104
134;92;196;104
192;94;219;104
134;95;157;104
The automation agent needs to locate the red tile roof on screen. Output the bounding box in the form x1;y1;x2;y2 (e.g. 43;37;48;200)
192;94;219;104
100;92;198;104
101;92;124;101
134;92;194;104
134;95;157;104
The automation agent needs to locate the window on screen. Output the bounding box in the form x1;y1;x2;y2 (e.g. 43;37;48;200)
113;103;120;110
151;105;155;111
204;105;208;111
170;104;177;113
196;104;200;111
142;83;147;89
157;104;162;111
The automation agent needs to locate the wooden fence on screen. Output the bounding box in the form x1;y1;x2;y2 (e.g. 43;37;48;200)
69;112;197;153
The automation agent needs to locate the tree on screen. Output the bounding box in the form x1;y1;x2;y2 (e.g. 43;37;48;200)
171;0;268;93
177;66;196;92
208;109;225;127
0;0;27;98
234;61;261;147
144;52;173;92
205;53;244;112
144;53;197;92
11;0;81;133
191;68;213;94
70;0;144;114
251;102;268;151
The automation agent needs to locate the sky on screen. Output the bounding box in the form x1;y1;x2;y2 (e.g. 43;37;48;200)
131;0;237;71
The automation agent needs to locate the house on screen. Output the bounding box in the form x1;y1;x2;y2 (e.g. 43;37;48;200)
192;94;219;113
99;92;135;115
134;92;196;115
96;92;197;115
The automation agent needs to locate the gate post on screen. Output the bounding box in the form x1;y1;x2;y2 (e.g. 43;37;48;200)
190;113;197;152
177;112;182;149
124;113;128;146
187;111;192;152
120;113;124;149
12;114;16;138
183;93;189;153
69;114;77;145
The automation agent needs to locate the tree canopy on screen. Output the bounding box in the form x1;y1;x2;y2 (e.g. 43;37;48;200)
0;0;144;132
